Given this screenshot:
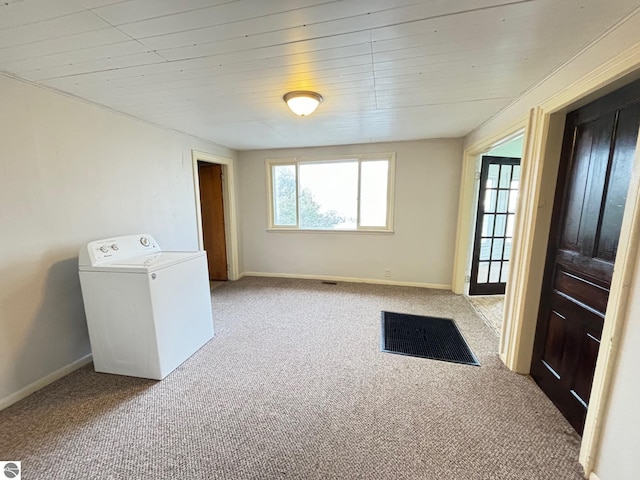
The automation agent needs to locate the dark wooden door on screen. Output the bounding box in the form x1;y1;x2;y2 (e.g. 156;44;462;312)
469;156;520;295
198;162;228;281
531;80;640;434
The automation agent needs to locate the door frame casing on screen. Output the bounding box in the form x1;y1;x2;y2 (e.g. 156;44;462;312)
453;127;526;297
191;150;240;281
453;47;640;476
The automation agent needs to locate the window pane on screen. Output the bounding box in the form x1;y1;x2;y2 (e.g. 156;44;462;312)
501;261;510;283
491;238;504;260
299;161;358;229
360;160;388;227
481;214;495;237
506;214;515;237
484;189;497;213
497;190;509;213
272;164;297;226
508;190;518;213
487;164;500;189
499;165;512;188
479;238;492;261
510;165;520;190
489;261;502;283
504;238;512;261
494;214;507;236
477;262;489;283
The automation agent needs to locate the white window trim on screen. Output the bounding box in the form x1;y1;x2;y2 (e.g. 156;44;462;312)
265;153;396;233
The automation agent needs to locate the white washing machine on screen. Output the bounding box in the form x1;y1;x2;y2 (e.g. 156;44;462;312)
78;234;214;380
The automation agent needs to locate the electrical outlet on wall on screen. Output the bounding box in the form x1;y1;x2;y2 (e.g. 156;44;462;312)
384;269;391;277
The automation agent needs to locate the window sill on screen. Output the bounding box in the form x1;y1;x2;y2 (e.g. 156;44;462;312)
266;228;394;234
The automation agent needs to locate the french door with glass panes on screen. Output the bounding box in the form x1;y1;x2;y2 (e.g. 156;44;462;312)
469;156;520;295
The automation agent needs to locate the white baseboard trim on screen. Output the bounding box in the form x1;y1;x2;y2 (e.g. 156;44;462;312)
239;271;451;290
0;354;93;411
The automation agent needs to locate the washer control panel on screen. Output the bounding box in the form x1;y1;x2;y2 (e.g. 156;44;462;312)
81;234;160;266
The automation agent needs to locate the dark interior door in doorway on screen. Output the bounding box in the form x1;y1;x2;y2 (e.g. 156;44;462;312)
531;80;640;435
198;162;228;281
469;156;520;295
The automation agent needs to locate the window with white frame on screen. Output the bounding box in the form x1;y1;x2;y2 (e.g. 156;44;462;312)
266;153;395;232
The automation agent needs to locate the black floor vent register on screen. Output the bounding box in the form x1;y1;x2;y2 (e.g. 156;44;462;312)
381;311;480;366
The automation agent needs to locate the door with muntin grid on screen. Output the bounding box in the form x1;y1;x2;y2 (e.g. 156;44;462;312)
469;156;520;295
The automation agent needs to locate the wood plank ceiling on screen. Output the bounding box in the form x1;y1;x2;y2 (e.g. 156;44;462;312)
1;0;639;150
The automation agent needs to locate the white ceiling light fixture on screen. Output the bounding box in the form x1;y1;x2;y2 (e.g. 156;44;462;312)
283;91;323;116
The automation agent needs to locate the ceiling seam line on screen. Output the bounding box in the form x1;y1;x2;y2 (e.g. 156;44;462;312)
370;30;378;110
136;0;533;54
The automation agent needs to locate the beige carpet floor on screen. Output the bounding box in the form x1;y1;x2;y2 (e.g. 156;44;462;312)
468;295;505;336
0;277;583;479
209;280;227;290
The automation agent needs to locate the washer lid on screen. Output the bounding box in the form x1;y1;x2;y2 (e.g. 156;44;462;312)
79;251;205;273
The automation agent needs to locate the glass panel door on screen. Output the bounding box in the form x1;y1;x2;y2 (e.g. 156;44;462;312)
469;156;520;295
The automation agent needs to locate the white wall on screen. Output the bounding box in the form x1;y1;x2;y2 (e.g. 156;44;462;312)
0;74;235;407
486;136;524;158
594;251;640;479
237;139;463;288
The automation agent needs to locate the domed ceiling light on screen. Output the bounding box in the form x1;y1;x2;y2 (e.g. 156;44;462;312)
283;91;323;116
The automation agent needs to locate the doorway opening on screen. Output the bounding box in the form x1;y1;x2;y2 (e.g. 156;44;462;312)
467;136;523;335
454;63;640;478
530;79;640;435
198;161;228;281
191;151;239;283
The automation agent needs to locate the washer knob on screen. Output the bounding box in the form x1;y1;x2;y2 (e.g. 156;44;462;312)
140;237;150;247
99;246;109;253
